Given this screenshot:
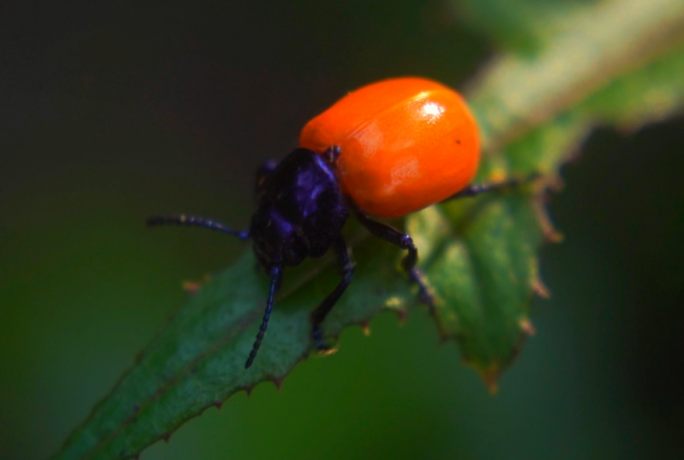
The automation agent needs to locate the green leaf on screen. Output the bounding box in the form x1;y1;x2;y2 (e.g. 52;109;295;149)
431;0;684;384
52;0;684;458
454;0;593;53
472;0;684;149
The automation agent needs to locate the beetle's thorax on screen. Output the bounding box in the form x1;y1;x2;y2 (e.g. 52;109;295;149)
250;148;349;271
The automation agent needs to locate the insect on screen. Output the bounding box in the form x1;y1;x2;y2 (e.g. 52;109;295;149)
148;77;527;369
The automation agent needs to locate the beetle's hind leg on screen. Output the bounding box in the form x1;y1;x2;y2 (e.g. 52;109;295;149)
310;235;355;352
354;212;435;311
442;173;539;201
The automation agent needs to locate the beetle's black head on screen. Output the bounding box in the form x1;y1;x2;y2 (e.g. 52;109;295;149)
249;148;349;272
250;204;308;270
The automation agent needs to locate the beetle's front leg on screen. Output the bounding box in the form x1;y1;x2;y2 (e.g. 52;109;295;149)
310;236;355;352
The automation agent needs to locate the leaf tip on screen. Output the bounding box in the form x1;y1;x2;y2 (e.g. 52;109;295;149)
182;274;212;295
485;379;500;395
271;376;285;391
181;280;202;295
531;277;551;299
238;386;254;397
476;365;502;394
519;318;537;336
534;191;564;243
545;230;564;243
317;346;339;357
358;320;371;336
382;296;408;323
161;432;171;444
213;400;224;410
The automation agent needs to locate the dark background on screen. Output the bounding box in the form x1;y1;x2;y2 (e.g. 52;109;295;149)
1;2;683;459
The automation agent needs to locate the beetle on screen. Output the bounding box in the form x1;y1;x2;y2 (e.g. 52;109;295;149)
147;77;527;369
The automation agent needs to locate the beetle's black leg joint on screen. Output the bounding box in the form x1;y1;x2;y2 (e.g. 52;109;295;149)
245;265;284;369
146;215;250;240
310;235;355;351
443;172;540;201
354;212;434;310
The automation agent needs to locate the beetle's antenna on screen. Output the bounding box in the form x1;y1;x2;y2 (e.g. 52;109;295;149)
146;215;250;240
245;266;283;369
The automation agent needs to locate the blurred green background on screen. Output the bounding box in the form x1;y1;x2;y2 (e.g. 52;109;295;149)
1;1;683;459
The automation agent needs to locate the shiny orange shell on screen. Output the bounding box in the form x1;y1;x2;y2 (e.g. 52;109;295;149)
299;77;480;218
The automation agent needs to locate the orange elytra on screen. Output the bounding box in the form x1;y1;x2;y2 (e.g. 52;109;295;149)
300;77;480;218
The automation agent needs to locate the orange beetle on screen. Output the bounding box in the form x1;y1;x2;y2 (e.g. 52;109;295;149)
300;77;480;218
149;77;525;368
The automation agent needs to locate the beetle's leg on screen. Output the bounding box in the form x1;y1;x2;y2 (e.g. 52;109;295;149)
354;212;434;309
311;235;355;351
442;173;539;201
255;159;278;195
245;265;284;369
146;215;250;240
